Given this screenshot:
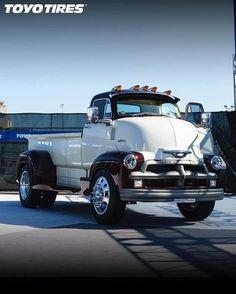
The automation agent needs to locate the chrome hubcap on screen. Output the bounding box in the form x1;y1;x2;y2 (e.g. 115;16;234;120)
92;176;110;215
19;170;30;200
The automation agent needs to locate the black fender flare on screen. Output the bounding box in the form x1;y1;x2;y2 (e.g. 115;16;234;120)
16;150;56;187
89;151;144;189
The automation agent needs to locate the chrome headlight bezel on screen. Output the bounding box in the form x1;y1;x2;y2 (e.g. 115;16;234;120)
210;155;223;171
123;154;137;170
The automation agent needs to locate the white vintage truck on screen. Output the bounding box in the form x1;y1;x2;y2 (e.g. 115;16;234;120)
16;85;225;224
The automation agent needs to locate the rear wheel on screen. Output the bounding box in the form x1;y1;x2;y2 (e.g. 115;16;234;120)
177;201;215;221
19;165;39;208
19;165;57;208
90;170;126;225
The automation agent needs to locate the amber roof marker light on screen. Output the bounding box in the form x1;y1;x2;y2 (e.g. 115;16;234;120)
141;85;149;92
149;86;158;93
130;85;140;91
163;90;172;95
111;85;122;92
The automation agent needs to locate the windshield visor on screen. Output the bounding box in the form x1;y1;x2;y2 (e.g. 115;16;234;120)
114;97;181;119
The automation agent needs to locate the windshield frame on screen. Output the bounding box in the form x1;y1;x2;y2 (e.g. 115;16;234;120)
111;93;181;120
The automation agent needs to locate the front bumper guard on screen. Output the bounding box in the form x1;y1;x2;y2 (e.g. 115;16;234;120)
129;170;216;180
119;188;224;202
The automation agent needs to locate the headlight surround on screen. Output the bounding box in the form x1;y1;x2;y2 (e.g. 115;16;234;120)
123;154;137;170
210;155;223;170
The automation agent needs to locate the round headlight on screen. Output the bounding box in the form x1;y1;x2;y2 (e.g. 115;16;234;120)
210;155;222;170
123;154;137;170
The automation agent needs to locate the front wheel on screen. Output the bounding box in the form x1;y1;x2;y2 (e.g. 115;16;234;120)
90;170;126;225
177;201;215;221
37;191;57;208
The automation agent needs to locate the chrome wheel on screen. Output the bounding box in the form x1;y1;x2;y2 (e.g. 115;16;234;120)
20;170;30;200
90;170;126;225
92;176;110;215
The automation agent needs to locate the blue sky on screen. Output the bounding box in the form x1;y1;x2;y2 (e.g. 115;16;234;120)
0;0;234;113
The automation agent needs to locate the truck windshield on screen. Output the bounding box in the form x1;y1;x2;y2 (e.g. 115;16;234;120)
115;98;181;119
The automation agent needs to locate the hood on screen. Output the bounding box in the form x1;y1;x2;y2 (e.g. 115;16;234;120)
115;116;203;162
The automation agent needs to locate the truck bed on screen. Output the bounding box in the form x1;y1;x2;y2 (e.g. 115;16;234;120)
27;132;85;187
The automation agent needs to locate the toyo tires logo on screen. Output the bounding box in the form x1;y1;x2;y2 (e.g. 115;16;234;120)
4;3;86;14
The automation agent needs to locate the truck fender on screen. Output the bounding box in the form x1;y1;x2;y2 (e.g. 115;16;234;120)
89;151;143;190
16;150;56;187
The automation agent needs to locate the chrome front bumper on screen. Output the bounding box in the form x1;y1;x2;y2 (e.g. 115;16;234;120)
119;188;224;202
128;158;218;188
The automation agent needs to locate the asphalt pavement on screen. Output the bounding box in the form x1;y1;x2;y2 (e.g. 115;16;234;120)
0;192;236;288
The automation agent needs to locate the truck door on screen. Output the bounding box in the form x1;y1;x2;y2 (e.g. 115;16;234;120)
81;98;116;169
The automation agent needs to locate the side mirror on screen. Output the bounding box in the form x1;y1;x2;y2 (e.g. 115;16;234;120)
201;112;212;129
185;102;204;125
87;107;99;123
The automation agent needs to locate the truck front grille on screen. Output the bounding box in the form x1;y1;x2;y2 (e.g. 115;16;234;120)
144;163;208;189
146;164;206;174
143;179;208;189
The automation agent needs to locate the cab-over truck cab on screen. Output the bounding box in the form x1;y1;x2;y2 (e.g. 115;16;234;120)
16;85;225;224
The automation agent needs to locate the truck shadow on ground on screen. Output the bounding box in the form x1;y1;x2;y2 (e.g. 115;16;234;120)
1;198;236;285
1;198;236;229
0;199;193;229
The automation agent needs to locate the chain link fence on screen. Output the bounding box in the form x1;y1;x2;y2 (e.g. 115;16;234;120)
0;113;87;190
